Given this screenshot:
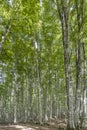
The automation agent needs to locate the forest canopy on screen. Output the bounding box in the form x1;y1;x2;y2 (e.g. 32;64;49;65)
0;0;87;130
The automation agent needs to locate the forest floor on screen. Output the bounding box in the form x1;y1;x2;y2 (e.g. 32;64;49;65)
0;120;86;130
0;123;66;130
0;120;66;130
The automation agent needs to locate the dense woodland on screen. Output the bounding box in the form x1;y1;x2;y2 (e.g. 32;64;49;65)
0;0;87;130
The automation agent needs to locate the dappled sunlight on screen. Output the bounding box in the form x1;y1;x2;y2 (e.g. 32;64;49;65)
21;128;36;130
10;125;25;129
9;125;37;130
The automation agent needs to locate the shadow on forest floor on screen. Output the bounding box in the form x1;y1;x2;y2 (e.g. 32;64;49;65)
0;123;66;130
0;121;86;130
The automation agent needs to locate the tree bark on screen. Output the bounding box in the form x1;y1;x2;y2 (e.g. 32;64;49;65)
82;43;87;127
13;58;17;123
56;0;75;129
74;0;84;129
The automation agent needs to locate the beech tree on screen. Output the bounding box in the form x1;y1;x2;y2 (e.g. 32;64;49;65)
0;0;87;130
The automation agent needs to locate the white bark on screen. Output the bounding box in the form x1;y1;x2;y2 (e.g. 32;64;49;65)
13;56;17;123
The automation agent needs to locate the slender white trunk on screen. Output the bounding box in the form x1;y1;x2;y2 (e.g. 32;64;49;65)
36;45;43;124
50;97;52;120
38;70;43;124
83;89;87;126
68;83;75;128
24;75;29;122
82;43;87;127
56;99;59;119
43;88;48;122
13;57;17;123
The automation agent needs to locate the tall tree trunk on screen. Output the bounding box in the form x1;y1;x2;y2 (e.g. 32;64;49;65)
75;42;82;130
75;1;84;129
82;43;87;127
35;40;43;124
13;58;17;123
43;85;48;122
56;0;74;129
37;53;43;124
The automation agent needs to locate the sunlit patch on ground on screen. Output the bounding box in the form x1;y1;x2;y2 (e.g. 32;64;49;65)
9;125;37;130
0;124;51;130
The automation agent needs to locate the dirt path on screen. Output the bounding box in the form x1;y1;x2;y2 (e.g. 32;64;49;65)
0;124;53;130
0;123;66;130
0;124;87;130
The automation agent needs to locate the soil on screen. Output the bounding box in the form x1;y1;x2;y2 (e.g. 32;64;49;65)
0;121;66;130
0;121;86;130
